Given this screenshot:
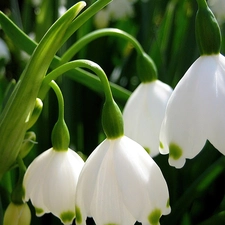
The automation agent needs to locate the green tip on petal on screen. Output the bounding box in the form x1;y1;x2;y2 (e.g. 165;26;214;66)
148;209;161;225
144;147;151;154
167;198;170;208
159;141;164;149
105;224;118;225
60;211;75;224
75;206;82;224
169;143;183;160
35;207;44;216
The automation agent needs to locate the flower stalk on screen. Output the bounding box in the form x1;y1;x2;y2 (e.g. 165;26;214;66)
49;81;70;151
40;59;124;139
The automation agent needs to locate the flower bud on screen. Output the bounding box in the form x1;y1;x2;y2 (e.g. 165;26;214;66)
26;98;43;130
3;202;31;225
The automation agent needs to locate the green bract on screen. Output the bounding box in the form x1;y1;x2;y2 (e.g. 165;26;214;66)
195;0;221;55
102;100;124;139
136;52;158;83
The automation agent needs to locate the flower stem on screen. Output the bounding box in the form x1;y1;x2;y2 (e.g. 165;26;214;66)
0;12;130;103
11;156;26;204
40;60;113;102
62;0;113;44
41;59;123;139
49;81;70;151
60;28;144;64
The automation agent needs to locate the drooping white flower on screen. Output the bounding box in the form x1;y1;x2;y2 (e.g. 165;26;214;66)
159;54;225;168
208;0;225;24
23;147;84;225
123;80;173;157
75;136;171;225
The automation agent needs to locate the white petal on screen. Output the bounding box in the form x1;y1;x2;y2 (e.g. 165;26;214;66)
75;140;110;225
23;149;53;215
23;148;84;224
90;139;135;225
113;136;170;224
206;54;225;154
123;81;172;157
42;149;84;224
159;55;225;168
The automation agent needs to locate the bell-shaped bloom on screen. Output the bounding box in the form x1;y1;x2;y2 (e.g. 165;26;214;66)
160;54;225;168
123;80;173;157
75;136;171;225
23;147;84;225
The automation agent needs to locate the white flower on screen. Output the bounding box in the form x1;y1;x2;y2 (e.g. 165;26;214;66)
208;0;225;24
23;148;84;225
75;136;170;225
159;54;225;168
123;80;173;157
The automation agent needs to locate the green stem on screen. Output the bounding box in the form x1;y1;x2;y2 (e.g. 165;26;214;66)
49;81;65;122
49;81;70;151
60;28;144;64
41;59;123;139
0;10;130;103
62;0;113;44
40;60;113;102
11;156;26;204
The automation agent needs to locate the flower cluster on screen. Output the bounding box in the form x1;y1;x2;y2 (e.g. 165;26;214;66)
2;0;225;225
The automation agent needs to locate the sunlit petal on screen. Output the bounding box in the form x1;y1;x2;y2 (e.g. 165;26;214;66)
160;54;225;168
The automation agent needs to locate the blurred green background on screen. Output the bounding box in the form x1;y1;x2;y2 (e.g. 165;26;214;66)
1;0;225;224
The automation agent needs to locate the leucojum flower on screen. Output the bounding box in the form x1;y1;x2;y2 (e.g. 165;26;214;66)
23;81;84;224
123;52;173;157
75;61;171;225
159;0;225;168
